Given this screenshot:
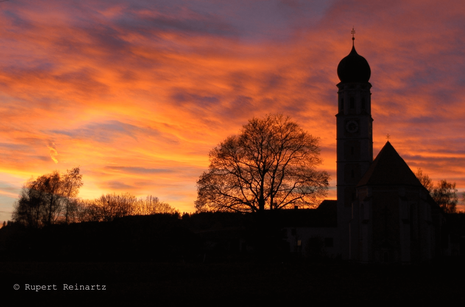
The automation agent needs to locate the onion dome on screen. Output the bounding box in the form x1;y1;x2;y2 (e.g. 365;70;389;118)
337;36;371;83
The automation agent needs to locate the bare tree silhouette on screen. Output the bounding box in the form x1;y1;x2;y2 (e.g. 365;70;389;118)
415;168;458;213
77;193;177;222
12;168;83;228
196;114;329;213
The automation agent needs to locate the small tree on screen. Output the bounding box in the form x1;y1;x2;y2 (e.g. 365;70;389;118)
12;167;83;228
415;169;458;214
415;168;434;193
62;167;83;223
195;114;329;213
133;195;177;215
78;193;177;222
79;193;136;222
432;180;458;214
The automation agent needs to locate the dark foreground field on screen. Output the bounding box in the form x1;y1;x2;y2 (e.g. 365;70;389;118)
2;260;464;306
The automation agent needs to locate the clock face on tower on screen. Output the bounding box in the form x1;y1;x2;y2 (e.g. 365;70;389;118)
345;120;359;133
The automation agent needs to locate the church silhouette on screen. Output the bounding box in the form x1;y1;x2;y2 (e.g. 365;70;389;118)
283;32;446;263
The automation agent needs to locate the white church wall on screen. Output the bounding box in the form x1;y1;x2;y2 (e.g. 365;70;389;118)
283;226;340;258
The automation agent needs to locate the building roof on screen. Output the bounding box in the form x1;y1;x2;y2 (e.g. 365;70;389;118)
357;141;423;188
272;200;338;228
337;44;371;83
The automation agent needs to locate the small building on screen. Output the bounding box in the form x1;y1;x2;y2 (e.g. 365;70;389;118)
280;200;339;258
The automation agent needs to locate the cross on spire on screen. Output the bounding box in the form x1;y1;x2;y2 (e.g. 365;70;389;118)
351;27;356;47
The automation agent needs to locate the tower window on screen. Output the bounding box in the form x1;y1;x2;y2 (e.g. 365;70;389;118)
351;169;355;178
340;98;344;111
351;147;354;155
350;97;355;109
361;97;365;109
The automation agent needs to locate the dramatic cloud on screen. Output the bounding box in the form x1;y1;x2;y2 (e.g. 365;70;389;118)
1;0;465;222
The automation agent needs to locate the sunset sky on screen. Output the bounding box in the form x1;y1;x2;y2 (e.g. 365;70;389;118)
1;0;465;222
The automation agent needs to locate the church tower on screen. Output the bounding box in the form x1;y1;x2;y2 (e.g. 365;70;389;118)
336;29;373;259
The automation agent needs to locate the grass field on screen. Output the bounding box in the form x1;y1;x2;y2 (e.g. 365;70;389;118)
2;260;464;306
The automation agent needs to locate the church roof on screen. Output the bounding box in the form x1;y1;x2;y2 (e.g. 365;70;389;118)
357;141;423;188
337;45;371;83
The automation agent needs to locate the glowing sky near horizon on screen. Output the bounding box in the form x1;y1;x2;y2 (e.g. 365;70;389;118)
1;0;465;221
